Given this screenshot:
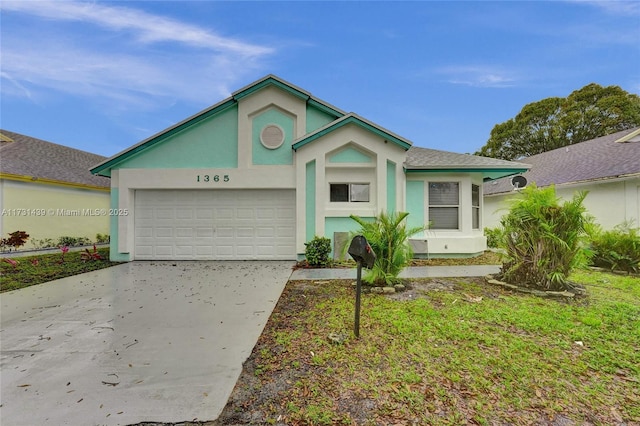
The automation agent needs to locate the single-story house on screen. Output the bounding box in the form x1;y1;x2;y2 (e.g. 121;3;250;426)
0;130;111;247
90;75;528;262
484;127;640;230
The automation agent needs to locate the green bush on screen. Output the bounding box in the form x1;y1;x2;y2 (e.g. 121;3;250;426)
499;185;591;291
589;222;640;273
57;236;91;247
348;211;426;286
484;227;504;248
96;233;110;244
31;238;56;250
304;236;332;267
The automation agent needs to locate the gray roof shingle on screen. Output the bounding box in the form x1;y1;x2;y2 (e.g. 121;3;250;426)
0;130;110;188
405;146;529;170
484;127;640;195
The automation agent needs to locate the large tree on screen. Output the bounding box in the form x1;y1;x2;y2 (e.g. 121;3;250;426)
476;83;640;160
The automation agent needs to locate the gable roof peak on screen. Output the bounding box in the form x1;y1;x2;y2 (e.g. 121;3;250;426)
232;74;311;99
292;112;413;151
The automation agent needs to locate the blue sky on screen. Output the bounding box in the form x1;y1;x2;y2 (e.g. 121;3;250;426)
1;1;639;157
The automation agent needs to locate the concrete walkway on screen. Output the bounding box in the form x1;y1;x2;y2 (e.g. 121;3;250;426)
290;264;500;280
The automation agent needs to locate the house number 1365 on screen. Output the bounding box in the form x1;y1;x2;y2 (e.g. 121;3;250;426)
197;174;230;182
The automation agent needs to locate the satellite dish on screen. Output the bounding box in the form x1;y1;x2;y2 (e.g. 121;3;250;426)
511;175;527;190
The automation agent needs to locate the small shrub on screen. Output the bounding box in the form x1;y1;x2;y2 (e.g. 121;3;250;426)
484;227;504;248
304;236;332;267
57;236;91;247
96;233;110;244
589;221;640;273
1;231;30;251
31;238;56;250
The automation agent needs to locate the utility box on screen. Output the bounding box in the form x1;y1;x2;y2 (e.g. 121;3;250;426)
348;235;376;269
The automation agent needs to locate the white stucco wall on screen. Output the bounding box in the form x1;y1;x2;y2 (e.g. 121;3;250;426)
484;177;640;230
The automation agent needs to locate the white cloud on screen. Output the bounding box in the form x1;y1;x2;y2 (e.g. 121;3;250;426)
0;1;272;56
0;1;275;110
435;66;519;88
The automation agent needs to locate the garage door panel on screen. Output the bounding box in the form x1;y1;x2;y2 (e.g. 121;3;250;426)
196;209;213;220
256;208;275;219
176;209;193;219
237;208;254;219
137;227;153;238
135;189;296;260
215;245;234;257
176;228;193;238
156;209;174;219
137;208;153;220
155;246;173;257
136;245;153;256
236;227;254;238
216;208;234;220
156;228;173;238
257;227;274;237
216;227;234;238
278;207;295;219
196;227;214;238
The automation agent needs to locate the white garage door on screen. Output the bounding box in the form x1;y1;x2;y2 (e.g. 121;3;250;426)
134;189;296;260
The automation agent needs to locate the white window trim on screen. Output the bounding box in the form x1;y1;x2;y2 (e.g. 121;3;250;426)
329;182;371;203
472;184;481;230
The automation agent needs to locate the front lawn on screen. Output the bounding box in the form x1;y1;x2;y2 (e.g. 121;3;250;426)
217;270;640;425
0;248;121;292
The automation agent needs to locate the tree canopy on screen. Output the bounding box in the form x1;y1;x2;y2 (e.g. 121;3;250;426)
476;83;640;160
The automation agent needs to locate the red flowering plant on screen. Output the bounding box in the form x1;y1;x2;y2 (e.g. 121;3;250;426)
59;245;69;263
81;245;103;261
3;258;19;269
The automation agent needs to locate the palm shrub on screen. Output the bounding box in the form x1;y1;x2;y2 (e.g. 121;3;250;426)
499;184;591;291
348;211;426;286
589;221;640;273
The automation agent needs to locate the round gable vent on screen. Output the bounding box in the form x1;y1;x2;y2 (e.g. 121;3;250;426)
260;124;285;149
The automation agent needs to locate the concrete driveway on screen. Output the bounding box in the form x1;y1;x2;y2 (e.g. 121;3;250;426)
0;261;293;425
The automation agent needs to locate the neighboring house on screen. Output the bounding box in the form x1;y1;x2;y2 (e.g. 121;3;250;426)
484;127;640;230
91;75;527;262
0;130;111;247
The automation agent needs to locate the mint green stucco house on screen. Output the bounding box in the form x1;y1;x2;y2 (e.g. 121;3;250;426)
91;75;527;262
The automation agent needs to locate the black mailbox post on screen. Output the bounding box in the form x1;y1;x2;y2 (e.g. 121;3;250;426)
348;235;376;338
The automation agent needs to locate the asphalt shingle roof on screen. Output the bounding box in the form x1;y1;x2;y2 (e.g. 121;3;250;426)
405;146;528;170
484;127;640;195
0;130;110;188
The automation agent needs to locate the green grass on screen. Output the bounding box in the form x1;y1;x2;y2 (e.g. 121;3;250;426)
0;248;121;292
241;270;640;425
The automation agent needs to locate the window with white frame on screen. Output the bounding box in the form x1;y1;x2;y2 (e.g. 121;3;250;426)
330;183;370;202
428;182;459;229
472;184;480;229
